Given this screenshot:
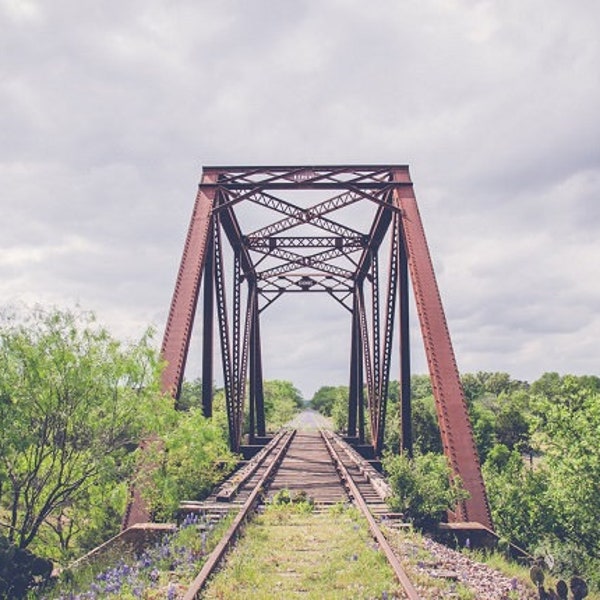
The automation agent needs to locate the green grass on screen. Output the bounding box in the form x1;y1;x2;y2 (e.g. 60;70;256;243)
203;504;401;599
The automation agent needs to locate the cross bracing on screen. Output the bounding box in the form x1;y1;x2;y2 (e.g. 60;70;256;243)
152;164;492;530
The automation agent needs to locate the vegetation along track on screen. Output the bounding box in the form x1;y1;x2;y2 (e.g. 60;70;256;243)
178;428;421;599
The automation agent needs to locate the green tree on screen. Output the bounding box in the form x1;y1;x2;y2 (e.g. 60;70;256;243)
310;386;338;416
330;386;350;432
0;307;163;554
411;396;442;455
470;403;497;463
178;377;204;411
495;394;531;451
410;374;433;400
482;444;553;550
262;380;304;430
529;381;600;555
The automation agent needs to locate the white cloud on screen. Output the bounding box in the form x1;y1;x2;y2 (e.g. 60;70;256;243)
1;0;599;398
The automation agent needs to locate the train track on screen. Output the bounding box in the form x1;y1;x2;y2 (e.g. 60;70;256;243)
178;428;421;599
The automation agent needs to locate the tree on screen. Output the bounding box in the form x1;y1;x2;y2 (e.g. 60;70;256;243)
495;393;531;451
411;396;442;455
178;377;204;411
0;307;163;553
262;380;304;430
529;381;600;555
470;403;497;463
481;374;600;587
310;386;338;416
482;444;553;550
330;386;350;432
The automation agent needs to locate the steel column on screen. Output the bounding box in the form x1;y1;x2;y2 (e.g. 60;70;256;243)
399;219;412;457
248;291;257;444
347;294;360;438
201;229;215;417
213;217;238;451
376;214;400;455
253;304;266;437
231;252;243;447
356;283;374;441
357;342;365;444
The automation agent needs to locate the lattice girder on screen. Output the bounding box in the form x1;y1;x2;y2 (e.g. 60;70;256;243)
135;164;494;532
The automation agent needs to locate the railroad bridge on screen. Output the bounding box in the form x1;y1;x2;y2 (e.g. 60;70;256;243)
128;164;492;531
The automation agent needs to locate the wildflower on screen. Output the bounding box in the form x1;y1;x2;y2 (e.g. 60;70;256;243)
138;552;153;568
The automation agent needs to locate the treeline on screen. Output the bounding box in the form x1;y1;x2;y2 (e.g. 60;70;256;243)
3;305;598;591
310;372;600;589
0;306;303;594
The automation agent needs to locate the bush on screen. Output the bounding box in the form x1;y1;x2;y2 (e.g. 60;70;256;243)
140;408;238;520
382;452;468;530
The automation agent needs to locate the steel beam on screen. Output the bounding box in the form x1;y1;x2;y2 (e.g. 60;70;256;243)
392;167;492;529
160;170;218;397
246;236;365;249
356;283;376;444
398;220;412;457
142;164;492;533
347;296;360;438
201;229;215;417
126;171;217;528
376;215;400;455
252;295;266;437
370;251;381;450
213;217;238;451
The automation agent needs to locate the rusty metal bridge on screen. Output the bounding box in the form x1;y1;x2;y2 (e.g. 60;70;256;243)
127;164;492;531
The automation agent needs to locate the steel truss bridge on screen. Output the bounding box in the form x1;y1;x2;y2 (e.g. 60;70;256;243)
134;164;492;529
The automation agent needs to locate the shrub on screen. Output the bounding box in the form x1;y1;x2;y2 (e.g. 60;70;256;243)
382;452;468;530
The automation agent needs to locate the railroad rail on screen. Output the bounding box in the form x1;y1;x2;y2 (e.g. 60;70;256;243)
322;430;421;599
179;428;422;599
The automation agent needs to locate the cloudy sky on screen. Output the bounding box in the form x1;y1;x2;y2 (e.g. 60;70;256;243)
1;0;599;398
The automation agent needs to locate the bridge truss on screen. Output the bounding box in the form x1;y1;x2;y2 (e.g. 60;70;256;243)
159;164;492;528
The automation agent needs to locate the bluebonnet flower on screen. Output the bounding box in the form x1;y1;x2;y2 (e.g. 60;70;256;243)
138;551;153;568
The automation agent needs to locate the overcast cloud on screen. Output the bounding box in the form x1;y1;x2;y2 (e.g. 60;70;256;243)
1;0;599;398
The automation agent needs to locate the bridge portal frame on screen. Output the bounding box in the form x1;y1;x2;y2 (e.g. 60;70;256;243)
156;164;492;529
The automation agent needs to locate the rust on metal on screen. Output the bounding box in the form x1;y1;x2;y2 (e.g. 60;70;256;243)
391;167;492;529
161;170;218;398
147;164;492;531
